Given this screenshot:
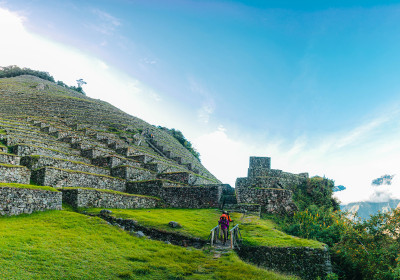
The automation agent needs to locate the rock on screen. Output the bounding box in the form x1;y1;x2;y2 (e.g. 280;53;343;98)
100;209;112;216
168;221;181;228
164;241;171;245
135;231;145;238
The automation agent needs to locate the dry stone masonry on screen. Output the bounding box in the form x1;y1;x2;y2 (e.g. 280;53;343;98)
0;186;62;215
236;156;307;214
0;75;222;214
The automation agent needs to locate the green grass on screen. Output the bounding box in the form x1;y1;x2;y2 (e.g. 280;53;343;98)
85;208;324;249
61;187;160;200
0;210;298;279
0;182;58;192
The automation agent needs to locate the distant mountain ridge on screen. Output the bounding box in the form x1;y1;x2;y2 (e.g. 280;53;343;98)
341;199;400;220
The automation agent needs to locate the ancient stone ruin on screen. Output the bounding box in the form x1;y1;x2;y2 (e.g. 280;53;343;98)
235;156;309;215
0;75;222;215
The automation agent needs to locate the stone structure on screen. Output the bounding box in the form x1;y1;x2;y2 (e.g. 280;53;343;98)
236;156;307;214
0;186;62;215
61;188;159;209
127;180;222;208
237;246;332;280
0;164;31;184
32;167;126;192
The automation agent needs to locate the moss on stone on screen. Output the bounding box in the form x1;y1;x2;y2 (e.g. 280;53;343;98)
0;182;58;192
60;187;161;200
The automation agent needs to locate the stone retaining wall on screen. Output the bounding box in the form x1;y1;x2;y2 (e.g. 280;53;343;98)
0;152;20;165
13;144;91;164
127;180;221;208
236;186;297;215
61;188;158;208
111;165;155;181
32;167;126;192
21;155;110;175
0;164;30;184
157;172;217;186
237;246;332;280
0;187;62;215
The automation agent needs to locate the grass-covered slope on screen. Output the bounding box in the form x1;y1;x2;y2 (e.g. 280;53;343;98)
0;75;218;182
85;208;324;249
0;210;298;280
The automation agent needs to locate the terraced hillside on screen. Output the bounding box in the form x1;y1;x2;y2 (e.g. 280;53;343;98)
0;75;221;213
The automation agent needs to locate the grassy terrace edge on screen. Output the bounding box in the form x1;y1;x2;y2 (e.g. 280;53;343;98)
61;187;161;200
0;182;59;192
85;208;325;249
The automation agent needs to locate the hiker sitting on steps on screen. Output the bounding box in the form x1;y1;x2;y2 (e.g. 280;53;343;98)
218;214;229;245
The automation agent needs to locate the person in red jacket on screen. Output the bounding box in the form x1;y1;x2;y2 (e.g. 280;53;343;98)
219;214;229;245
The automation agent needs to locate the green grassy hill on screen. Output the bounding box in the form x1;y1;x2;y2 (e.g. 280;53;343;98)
0;209;299;280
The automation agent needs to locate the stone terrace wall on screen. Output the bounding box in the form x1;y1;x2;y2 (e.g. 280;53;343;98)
0;164;30;184
162;185;222;208
237;246;332;280
0;187;62;215
127;180;222;208
0;152;20;165
32;167;126;192
236;186;297;214
61;188;158;209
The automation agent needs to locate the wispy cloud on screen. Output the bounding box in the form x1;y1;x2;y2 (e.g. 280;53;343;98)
88;9;122;35
188;77;216;124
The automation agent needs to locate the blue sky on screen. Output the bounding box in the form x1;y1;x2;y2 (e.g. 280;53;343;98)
1;0;400;203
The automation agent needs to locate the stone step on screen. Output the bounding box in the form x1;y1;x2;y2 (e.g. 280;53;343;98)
12;144;92;164
61;188;159;209
0;163;31;184
111;165;156;181
81;148;114;159
157;172;218;186
20;155;110;176
32;167;126;192
0;152;21;165
92;155;141;169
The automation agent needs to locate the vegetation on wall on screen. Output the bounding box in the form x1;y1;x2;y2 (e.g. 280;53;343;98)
157;126;201;161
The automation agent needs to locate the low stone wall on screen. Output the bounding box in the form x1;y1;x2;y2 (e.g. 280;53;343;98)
61;188;158;209
236;186;297;215
0;186;62;215
162;185;221;208
237;175;306;189
0;152;20;165
0;145;7;153
143;162;185;173
237;246;332;280
92;155;141;168
32;167;126;192
157;172;217;186
20;155;110;175
0;164;30;184
13;144;91;164
111;165;156;181
127;180;222;208
100;215;206;248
